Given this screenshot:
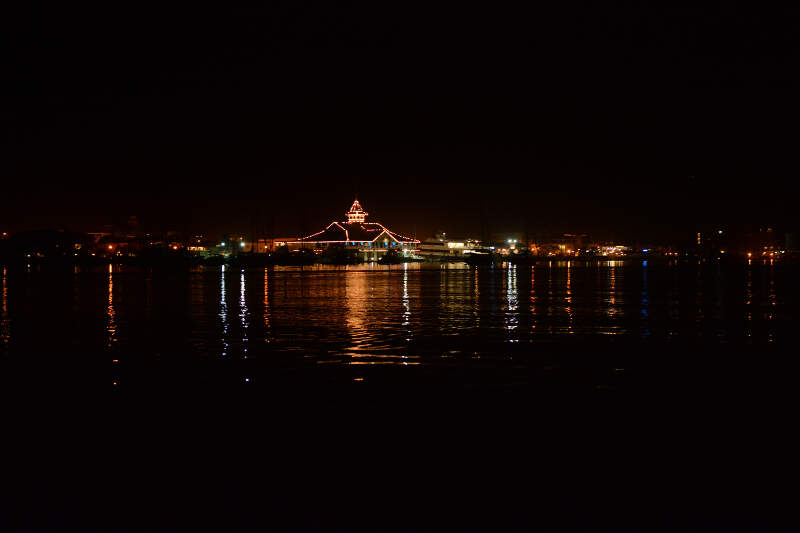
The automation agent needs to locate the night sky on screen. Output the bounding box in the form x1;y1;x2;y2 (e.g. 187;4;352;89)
3;4;798;241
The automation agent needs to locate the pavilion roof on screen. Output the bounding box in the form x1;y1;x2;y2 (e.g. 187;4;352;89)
298;221;418;244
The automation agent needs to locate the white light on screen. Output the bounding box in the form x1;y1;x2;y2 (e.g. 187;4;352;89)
240;242;246;248
220;242;225;247
718;230;723;234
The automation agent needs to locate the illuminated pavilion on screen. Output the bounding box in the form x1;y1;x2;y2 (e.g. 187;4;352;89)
287;200;420;259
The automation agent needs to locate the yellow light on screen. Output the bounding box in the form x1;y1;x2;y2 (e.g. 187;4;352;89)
747;252;752;258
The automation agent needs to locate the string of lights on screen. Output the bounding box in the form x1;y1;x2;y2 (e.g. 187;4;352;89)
292;200;420;246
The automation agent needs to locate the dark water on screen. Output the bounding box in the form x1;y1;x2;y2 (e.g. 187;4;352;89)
4;260;799;529
1;260;797;391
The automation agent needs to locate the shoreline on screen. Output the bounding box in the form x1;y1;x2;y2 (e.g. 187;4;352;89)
1;254;795;270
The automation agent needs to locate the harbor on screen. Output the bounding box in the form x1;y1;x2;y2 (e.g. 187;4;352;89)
4;199;795;268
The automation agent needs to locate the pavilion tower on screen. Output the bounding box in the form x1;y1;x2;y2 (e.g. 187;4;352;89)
346;199;368;223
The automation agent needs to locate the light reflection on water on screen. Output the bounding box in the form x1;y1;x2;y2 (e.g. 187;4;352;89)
745;265;753;339
641;261;650;338
345;269;369;359
504;264;518;342
402;264;411;342
529;266;535;334
240;270;248;357
264;268;272;343
1;267;8;345
565;261;574;335
220;264;228;357
106;263;116;349
767;267;776;343
0;262;794;368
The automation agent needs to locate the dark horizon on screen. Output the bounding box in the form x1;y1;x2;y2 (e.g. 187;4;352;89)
3;5;798;241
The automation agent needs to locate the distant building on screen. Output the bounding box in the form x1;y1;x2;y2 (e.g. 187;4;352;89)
528;233;591;256
418;233;483;260
283;200;420;261
7;230;90;260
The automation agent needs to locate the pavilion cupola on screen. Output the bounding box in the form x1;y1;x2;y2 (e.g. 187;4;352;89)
346;199;368;223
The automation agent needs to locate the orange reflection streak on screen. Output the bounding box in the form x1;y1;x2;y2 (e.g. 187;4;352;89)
529;266;536;333
767;266;776;343
345;270;369;355
439;266;447;330
439;265;472;333
603;262;620;335
640;261;650;338
473;266;480;328
263;268;272;343
607;263;617;317
744;264;753;340
565;261;574;335
1;267;8;344
341;267;418;365
106;264;116;348
546;266;554;335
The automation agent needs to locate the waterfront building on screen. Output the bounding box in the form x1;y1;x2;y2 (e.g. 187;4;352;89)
526;232;592;256
283;200;420;261
418;233;484;260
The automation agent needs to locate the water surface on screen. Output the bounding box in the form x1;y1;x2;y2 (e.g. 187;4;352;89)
1;261;795;390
